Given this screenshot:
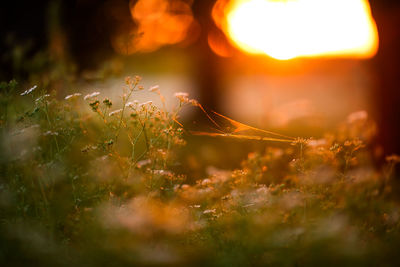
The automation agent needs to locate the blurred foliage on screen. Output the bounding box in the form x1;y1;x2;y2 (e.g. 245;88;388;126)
0;78;400;266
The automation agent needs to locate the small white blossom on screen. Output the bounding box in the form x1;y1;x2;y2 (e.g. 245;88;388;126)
43;130;59;136
125;101;137;108
139;101;153;107
307;138;327;148
347;110;368;123
175;92;189;102
65;93;82;100
84;92;100;100
109;109;123;116
174;92;189;98
148;85;159;92
20;85;37;96
201;178;212;186
136;159;151;168
203;209;216;214
152;169;172;176
35;94;50;102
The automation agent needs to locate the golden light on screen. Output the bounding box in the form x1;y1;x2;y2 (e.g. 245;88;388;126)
111;0;195;55
213;0;379;60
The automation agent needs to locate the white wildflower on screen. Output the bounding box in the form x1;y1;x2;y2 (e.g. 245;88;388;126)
174;92;189;102
139;101;153;107
307;138;327;148
201;178;212;186
43;130;59;136
181;184;190;190
65;93;82;100
20;85;37;96
109;109;123;116
137;159;151;168
35;94;50;102
347;110;368;124
125;101;137;108
152;169;172;176
203;209;216;214
148;85;159;92
84;91;100;100
174;92;189;98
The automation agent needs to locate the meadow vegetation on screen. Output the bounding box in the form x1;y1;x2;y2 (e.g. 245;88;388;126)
0;78;400;266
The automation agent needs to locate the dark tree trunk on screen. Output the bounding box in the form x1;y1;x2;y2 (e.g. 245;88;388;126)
370;1;400;158
192;0;220;111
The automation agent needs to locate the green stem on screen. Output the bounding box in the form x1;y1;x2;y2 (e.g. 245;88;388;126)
115;84;137;142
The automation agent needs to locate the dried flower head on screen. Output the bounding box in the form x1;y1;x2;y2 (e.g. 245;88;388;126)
103;98;112;107
89;100;100;111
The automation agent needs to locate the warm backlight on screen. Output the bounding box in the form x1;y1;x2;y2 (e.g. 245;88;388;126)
216;0;379;60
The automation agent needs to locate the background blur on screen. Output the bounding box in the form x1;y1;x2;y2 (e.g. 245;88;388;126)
1;0;399;158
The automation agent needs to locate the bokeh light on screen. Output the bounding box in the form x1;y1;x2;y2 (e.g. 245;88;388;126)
111;0;195;55
212;0;379;60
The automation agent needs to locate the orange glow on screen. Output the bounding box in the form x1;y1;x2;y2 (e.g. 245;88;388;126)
131;0;194;51
112;0;194;55
213;0;379;60
207;30;235;57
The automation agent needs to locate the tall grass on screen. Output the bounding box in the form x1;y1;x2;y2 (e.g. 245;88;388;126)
0;78;399;266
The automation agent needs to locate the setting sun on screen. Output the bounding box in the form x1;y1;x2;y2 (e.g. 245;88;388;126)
218;0;379;60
